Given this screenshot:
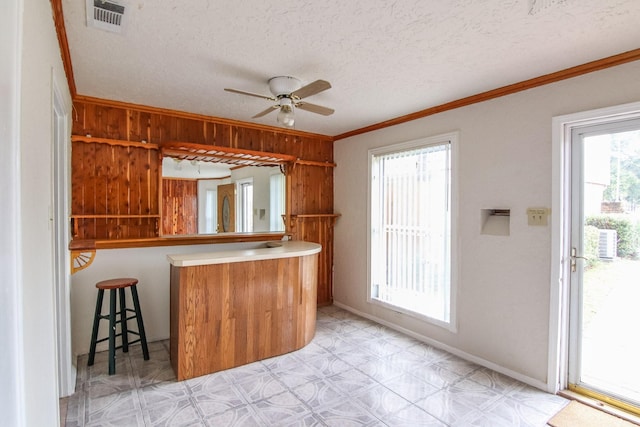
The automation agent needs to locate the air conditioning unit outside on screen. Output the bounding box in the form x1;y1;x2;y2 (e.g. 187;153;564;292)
598;229;617;260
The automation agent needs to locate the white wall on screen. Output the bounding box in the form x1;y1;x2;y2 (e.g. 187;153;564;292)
1;0;24;424
70;242;267;356
16;0;72;425
334;61;640;389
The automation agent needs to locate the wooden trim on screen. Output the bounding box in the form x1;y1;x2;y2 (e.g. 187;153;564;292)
568;384;640;417
158;151;164;236
196;176;231;182
70;215;160;219
295;159;337;168
162;177;198;182
71;135;159;150
73;94;334;141
68;239;96;251
291;214;341;218
560;388;640;423
334;48;640;140
92;233;286;249
50;0;76;97
289;213;340;230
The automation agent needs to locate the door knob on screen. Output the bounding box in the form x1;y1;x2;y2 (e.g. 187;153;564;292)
570;247;590;272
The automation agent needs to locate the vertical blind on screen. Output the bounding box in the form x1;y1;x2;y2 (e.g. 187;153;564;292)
238;181;253;232
371;142;451;322
270;173;286;232
204;189;217;233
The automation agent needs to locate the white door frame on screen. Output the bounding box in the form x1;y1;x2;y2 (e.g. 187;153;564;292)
52;81;75;397
549;100;640;393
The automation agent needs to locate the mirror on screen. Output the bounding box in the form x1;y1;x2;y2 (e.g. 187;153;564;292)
162;157;286;235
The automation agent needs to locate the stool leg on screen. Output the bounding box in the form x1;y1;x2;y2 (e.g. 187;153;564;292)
88;289;104;366
108;289;117;375
118;287;129;353
130;285;149;361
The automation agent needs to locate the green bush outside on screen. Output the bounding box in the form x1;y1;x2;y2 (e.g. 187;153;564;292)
583;225;600;269
585;215;640;258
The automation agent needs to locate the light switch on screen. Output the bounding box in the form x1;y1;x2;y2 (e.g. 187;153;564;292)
527;208;549;226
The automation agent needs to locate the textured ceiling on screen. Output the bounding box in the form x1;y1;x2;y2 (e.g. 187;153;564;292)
63;0;640;136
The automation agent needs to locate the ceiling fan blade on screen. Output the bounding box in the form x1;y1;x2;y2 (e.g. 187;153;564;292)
224;88;275;101
291;80;331;99
295;101;334;116
252;105;279;118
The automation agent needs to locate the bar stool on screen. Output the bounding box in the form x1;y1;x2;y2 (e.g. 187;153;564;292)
88;278;150;375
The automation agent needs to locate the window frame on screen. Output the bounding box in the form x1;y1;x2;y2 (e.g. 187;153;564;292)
367;132;459;332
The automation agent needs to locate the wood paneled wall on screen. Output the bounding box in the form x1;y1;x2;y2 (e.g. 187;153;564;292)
290;216;337;305
71;101;333;163
289;165;334;214
162;179;198;235
71;98;336;304
72;100;334;215
71;139;159;240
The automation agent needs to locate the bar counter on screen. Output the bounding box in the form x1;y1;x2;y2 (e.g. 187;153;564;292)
167;241;321;380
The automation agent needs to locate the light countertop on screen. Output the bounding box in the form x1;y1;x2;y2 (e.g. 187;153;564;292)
167;241;322;267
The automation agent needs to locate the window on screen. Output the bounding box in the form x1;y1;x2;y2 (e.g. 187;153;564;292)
369;134;455;326
269;173;285;232
236;178;253;232
204;189;217;233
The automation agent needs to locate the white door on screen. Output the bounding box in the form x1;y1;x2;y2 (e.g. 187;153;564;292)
568;118;640;413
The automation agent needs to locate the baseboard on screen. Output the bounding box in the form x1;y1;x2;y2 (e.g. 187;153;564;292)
332;301;550;392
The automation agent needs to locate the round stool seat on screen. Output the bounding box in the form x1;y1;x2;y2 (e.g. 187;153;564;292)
96;278;138;290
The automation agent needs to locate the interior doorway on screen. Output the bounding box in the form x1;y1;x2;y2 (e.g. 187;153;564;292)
566;116;640;414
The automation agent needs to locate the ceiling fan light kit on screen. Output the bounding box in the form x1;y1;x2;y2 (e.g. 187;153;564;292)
269;76;302;96
225;76;334;129
277;98;295;128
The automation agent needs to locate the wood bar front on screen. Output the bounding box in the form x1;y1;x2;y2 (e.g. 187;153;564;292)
169;251;318;381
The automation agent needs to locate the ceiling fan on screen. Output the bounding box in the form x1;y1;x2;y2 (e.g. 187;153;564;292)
224;76;334;128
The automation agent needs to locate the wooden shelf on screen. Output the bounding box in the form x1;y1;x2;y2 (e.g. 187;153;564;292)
92;233;286;249
71;135;158;150
160;141;296;167
71;214;160;219
287;214;341;229
294;159;336;168
290;214;341;219
68;239;96;251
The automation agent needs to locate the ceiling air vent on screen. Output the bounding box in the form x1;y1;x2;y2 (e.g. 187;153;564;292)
86;0;127;33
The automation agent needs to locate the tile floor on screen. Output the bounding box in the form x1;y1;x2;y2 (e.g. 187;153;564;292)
65;305;568;426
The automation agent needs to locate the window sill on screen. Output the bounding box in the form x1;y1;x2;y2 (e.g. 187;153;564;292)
368;297;457;333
